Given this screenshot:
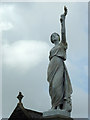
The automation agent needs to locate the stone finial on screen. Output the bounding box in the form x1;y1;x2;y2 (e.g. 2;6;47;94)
17;92;24;104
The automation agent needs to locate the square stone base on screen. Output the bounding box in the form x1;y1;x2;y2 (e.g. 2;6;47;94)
43;109;72;119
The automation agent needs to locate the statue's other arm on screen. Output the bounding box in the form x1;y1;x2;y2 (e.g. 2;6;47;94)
60;6;67;43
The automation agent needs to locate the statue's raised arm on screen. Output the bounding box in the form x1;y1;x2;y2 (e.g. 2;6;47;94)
60;6;67;43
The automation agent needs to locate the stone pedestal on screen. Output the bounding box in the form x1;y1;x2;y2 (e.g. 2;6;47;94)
43;109;72;120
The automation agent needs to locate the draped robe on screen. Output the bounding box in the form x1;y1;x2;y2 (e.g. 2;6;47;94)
47;41;73;112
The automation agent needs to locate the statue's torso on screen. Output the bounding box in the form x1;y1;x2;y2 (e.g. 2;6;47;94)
49;42;68;60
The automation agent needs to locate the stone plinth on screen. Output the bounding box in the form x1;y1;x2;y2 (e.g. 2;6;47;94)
43;109;72;120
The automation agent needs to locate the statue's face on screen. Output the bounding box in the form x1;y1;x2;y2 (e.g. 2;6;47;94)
51;33;60;43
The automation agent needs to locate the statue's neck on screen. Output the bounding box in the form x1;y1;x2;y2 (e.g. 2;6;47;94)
54;42;59;46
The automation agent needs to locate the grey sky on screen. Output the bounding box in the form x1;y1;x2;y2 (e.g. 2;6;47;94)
0;2;88;119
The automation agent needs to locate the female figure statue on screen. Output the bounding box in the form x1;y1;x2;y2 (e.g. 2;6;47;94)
47;6;73;113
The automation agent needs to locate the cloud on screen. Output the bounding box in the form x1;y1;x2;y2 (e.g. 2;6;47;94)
0;4;15;32
66;59;88;91
66;3;88;61
0;22;13;31
84;65;88;77
1;2;88;58
0;4;15;22
3;40;50;71
72;85;88;118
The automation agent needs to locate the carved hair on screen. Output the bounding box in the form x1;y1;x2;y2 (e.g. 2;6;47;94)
50;32;60;43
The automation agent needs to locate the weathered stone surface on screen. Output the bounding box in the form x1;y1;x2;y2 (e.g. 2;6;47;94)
43;109;70;118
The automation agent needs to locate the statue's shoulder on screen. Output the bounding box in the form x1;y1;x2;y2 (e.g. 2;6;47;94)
59;41;68;49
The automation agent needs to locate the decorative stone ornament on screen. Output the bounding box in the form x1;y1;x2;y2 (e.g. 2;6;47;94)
17;92;24;104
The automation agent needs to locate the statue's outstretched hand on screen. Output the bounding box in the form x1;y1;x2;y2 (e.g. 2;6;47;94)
64;6;67;16
60;6;67;23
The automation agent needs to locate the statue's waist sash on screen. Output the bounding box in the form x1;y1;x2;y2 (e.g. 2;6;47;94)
51;55;66;61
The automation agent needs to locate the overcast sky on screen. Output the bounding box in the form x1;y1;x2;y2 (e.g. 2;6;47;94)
0;1;88;119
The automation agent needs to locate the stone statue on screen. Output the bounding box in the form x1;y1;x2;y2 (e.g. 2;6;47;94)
47;6;73;114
